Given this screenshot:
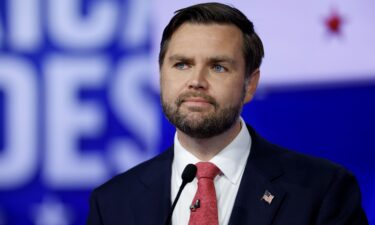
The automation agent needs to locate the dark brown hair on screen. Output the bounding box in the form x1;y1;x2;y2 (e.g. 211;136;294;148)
158;2;264;78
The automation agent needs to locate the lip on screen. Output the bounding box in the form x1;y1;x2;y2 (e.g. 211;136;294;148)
181;98;212;108
183;97;211;104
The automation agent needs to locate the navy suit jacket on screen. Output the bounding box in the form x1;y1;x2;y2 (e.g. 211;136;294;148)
86;125;368;225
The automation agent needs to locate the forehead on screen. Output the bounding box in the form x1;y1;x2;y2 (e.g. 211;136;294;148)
165;23;244;59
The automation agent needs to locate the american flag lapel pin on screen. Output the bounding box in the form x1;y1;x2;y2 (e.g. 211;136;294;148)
261;190;274;205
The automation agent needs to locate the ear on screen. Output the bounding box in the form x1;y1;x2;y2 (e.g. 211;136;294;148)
243;69;260;104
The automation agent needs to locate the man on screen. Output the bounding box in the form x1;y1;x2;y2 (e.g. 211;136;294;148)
86;2;368;225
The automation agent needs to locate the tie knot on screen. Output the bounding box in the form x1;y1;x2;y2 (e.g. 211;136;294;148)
196;162;220;179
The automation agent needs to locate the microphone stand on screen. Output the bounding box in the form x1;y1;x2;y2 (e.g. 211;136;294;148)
164;164;197;225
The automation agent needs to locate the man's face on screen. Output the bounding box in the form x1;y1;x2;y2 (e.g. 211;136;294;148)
160;23;257;138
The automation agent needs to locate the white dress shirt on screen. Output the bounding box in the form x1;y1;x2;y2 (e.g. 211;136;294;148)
171;118;252;225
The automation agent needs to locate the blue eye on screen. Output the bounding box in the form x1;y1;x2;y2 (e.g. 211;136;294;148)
174;62;188;70
213;64;226;72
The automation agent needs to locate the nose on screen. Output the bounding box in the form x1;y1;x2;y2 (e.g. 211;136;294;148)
188;67;208;90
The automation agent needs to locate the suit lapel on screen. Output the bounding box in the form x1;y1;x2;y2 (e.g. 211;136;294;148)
229;126;286;225
134;148;174;225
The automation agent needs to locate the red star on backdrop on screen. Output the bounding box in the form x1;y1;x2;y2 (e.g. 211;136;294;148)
324;9;345;36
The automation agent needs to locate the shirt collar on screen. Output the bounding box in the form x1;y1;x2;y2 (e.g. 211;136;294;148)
174;117;251;184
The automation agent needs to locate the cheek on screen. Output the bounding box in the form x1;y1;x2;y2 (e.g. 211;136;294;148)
160;79;179;102
161;75;188;97
219;82;245;104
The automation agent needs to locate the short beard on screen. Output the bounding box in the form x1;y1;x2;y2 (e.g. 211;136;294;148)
161;92;243;139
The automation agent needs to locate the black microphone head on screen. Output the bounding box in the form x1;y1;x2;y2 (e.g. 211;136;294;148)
181;164;197;183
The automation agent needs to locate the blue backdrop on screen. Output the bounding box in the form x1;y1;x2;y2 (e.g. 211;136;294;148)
0;0;374;224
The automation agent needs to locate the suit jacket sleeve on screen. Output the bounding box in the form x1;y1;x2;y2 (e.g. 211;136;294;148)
315;167;368;225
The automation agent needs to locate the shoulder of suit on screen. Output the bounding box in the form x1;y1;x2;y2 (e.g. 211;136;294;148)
269;140;354;189
93;147;173;195
247;124;354;187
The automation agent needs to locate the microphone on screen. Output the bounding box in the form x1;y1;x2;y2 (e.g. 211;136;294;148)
164;164;197;225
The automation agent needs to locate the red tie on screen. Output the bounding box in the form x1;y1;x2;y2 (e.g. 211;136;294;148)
188;162;220;225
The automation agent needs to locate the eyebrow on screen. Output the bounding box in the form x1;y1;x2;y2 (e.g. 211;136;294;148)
208;56;236;66
168;54;193;63
167;54;236;66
